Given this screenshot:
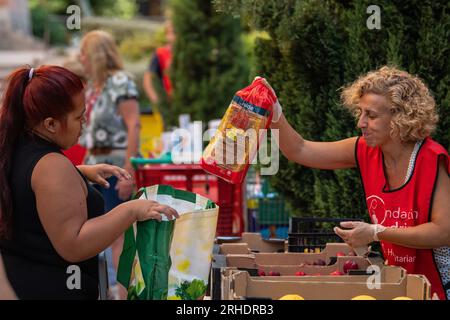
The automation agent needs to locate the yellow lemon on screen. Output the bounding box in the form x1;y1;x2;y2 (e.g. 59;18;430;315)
279;294;305;300
351;295;377;300
392;296;413;300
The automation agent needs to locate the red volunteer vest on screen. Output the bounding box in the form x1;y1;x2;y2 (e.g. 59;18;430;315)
155;45;173;97
356;136;449;300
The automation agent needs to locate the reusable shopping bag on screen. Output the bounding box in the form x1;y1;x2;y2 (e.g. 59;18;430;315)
117;185;218;300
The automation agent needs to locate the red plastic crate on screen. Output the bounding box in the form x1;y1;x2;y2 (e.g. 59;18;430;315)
63;143;87;166
133;163;243;236
216;205;233;236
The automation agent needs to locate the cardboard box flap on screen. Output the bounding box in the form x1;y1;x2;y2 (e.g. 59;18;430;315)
231;271;250;299
384;265;405;283
406;274;431;300
241;232;285;253
255;256;370;275
251;244;369;265
220;243;251;254
244;265;403;283
226;254;257;269
226;254;371;275
216;233;286;253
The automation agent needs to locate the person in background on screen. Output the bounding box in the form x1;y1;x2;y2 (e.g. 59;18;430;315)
78;30;142;299
143;19;176;124
265;66;449;299
0;65;178;299
62;57;89;166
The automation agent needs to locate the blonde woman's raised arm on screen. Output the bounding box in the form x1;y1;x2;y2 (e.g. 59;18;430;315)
271;114;357;169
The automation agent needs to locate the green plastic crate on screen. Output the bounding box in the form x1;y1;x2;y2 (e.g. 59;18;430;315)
256;197;290;225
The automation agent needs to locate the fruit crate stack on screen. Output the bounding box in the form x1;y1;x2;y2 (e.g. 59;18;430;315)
224;264;431;300
288;217;362;252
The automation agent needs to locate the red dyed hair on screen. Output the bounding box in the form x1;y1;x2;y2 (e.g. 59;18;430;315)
0;65;84;239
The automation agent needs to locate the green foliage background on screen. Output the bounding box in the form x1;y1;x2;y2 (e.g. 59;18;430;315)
169;0;250;127
29;0;138;45
29;0;137;18
213;0;450;219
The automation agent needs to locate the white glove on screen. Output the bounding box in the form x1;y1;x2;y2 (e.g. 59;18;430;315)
253;76;283;123
334;221;386;248
272;100;283;123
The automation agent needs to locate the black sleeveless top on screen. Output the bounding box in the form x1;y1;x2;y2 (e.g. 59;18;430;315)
0;133;105;299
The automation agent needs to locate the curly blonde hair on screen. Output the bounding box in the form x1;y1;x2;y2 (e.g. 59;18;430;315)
341;66;438;143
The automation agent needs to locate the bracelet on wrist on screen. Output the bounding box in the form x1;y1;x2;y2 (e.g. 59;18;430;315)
373;224;386;241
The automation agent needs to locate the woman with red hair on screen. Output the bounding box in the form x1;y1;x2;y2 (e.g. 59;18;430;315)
0;66;178;299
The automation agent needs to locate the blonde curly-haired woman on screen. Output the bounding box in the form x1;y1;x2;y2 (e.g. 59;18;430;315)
267;66;449;300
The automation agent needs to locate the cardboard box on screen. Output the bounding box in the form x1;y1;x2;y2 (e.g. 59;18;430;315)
223;265;399;285
224;266;431;300
210;244;379;299
224;242;376;272
227;256;372;275
217;233;286;254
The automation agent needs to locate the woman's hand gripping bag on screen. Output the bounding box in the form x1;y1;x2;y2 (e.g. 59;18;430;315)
201;78;277;184
117;185;219;300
